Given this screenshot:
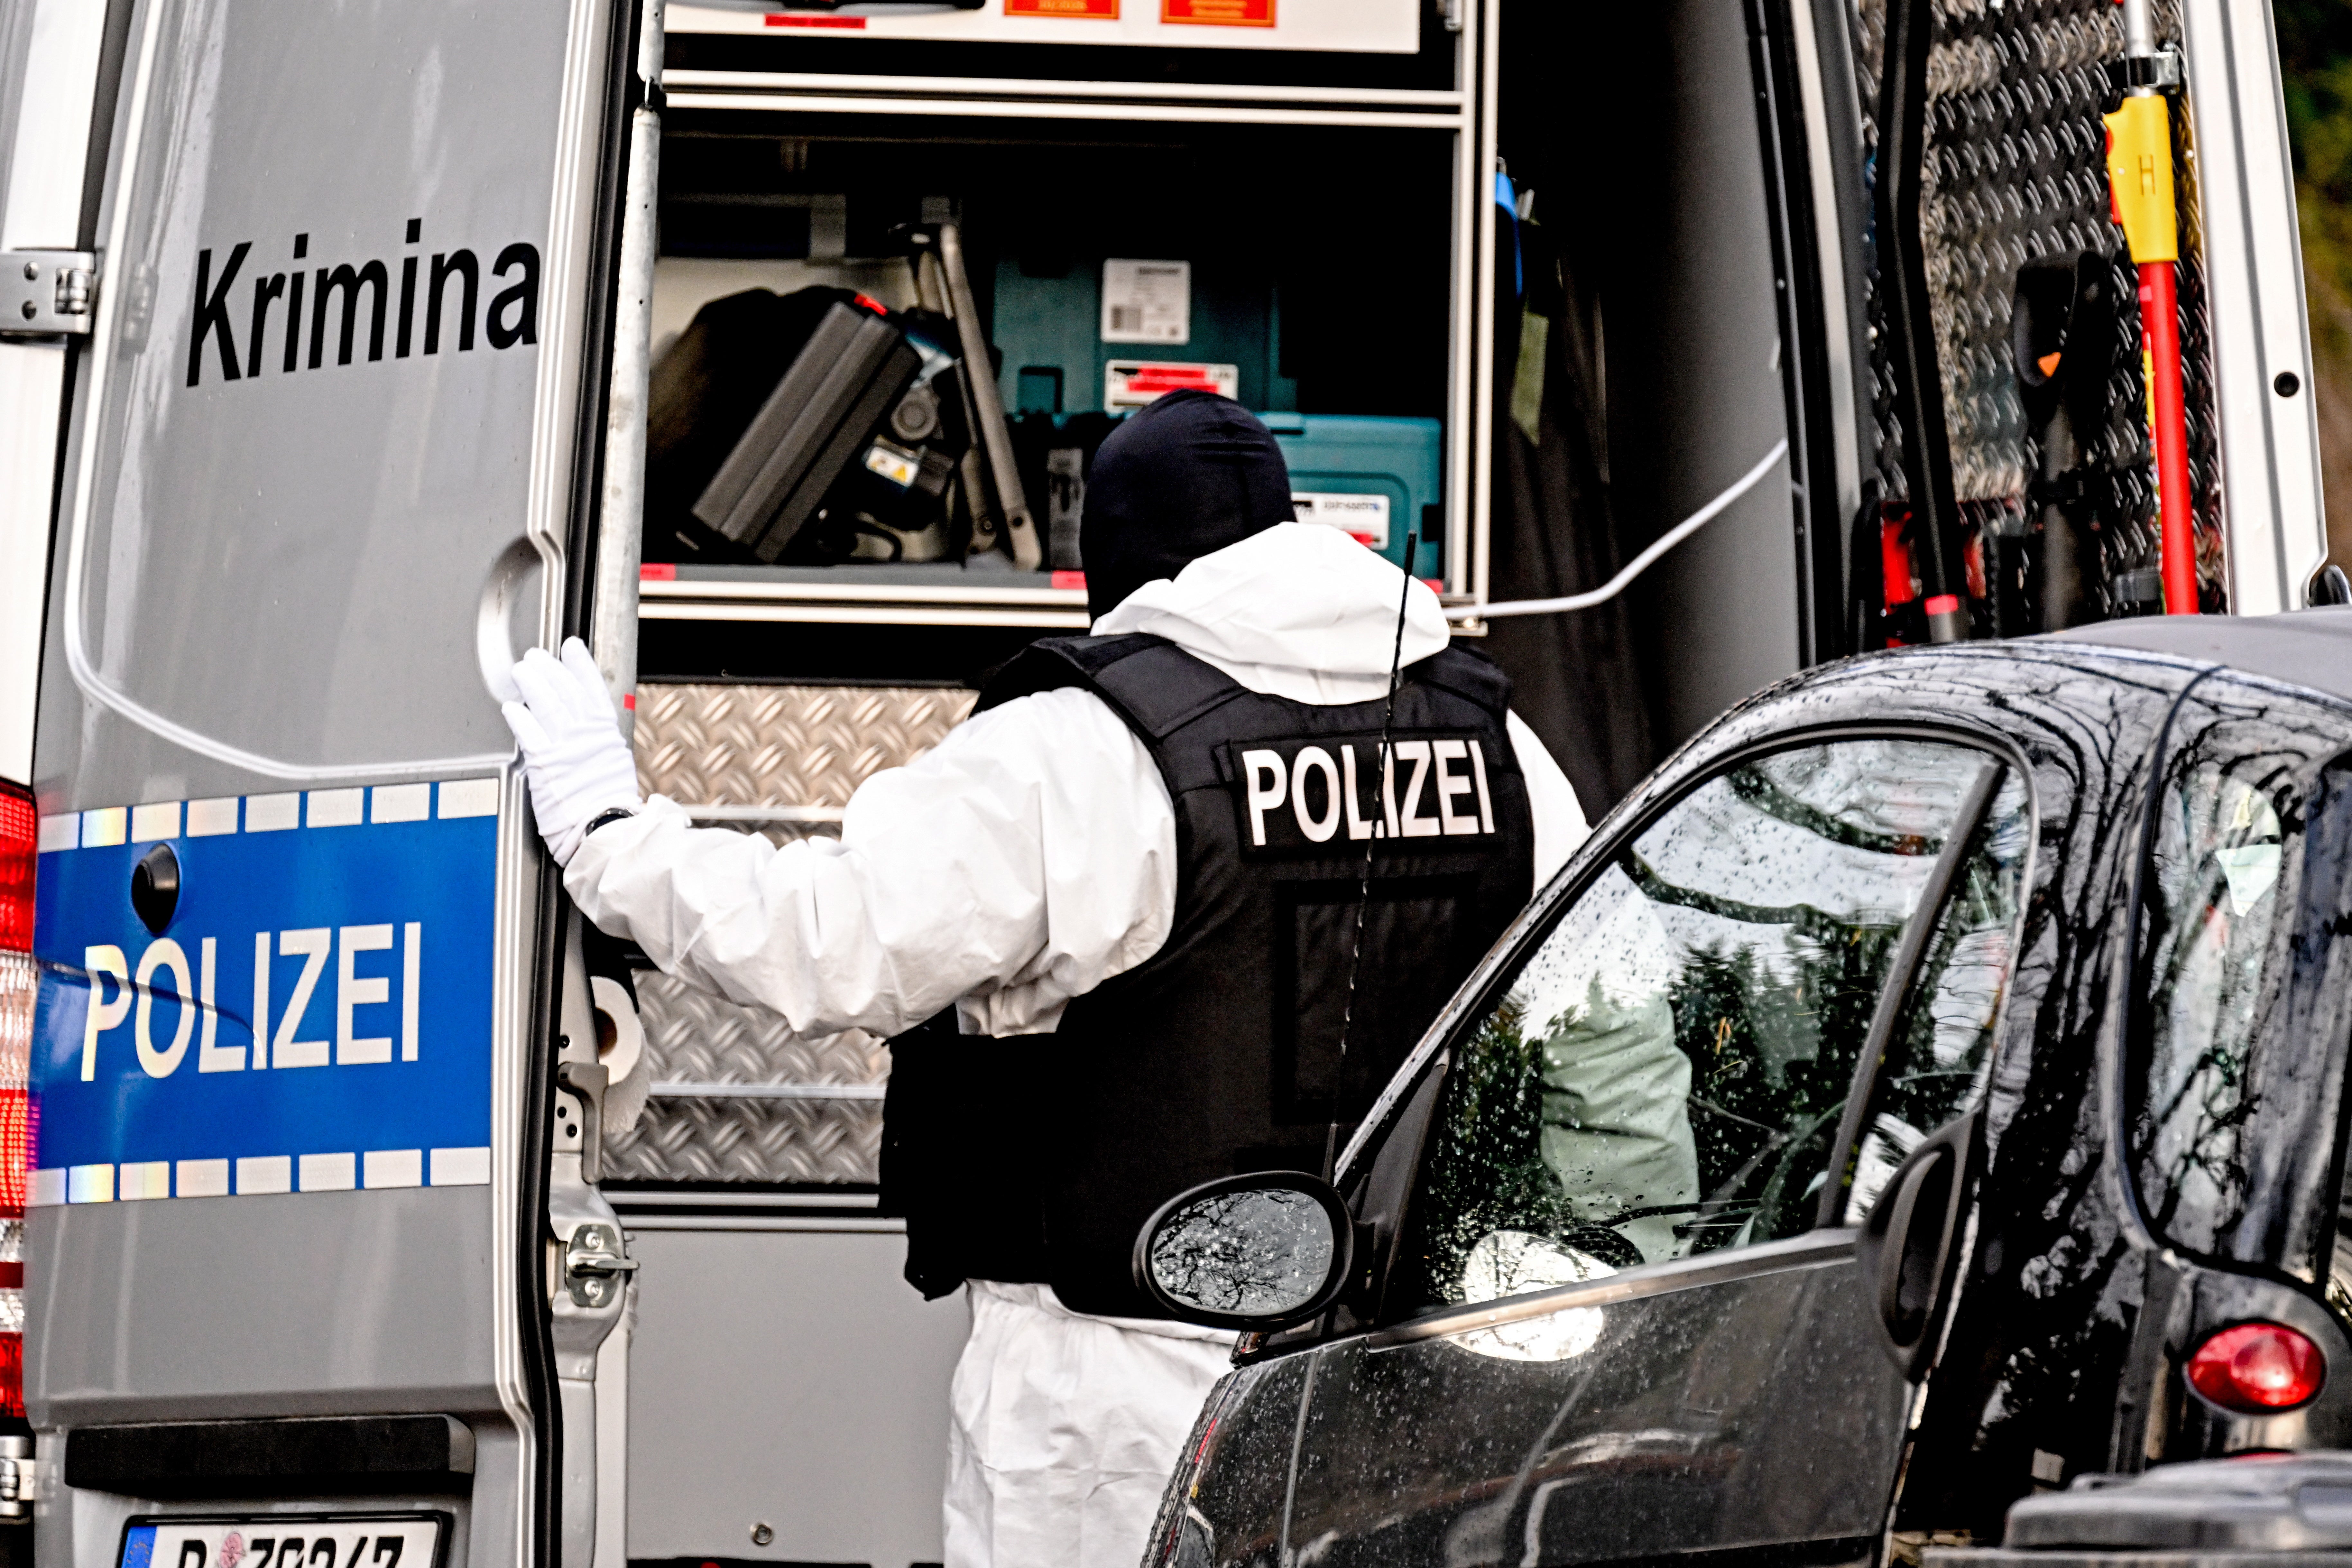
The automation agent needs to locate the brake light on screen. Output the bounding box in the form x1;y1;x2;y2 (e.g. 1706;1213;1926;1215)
0;786;27;951
0;782;30;1421
2187;1322;2325;1414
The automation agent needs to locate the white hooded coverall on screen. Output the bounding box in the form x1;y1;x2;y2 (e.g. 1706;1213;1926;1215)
564;522;1589;1568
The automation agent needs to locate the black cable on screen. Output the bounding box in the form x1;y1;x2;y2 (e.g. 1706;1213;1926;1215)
1327;532;1418;1176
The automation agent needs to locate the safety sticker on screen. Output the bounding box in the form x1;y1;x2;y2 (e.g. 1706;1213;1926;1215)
1101;259;1190;345
1008;0;1119;14
1163;0;1273;24
29;781;501;1204
864;441;923;488
1105;360;1238;410
1293;492;1391;550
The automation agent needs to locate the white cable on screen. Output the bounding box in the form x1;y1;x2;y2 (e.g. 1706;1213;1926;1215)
1448;439;1791;621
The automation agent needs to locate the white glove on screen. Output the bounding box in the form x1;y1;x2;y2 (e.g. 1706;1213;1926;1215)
501;637;643;867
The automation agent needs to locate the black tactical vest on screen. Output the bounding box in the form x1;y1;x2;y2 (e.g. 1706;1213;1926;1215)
880;634;1536;1317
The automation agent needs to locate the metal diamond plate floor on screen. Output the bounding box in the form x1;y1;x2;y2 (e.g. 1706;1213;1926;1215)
613;683;975;1185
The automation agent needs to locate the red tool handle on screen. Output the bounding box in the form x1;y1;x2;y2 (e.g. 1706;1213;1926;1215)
2138;261;2198;614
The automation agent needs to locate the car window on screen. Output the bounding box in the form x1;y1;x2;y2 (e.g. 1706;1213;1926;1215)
1389;737;2021;1320
2135;752;2301;1258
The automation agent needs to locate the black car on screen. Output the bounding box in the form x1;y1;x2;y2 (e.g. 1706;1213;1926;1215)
1131;611;2352;1568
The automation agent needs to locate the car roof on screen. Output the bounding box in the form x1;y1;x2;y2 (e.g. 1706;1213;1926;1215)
2043;608;2352;706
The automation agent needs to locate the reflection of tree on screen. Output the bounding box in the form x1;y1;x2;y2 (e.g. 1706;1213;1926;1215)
1666;920;1898;1242
1150;1191;1331;1315
1394;754;2034;1317
1406;995;1591;1302
2141;1040;2254;1240
2127;756;2296;1255
1726;767;1940;858
1408;984;1700;1300
1402;883;1912;1294
1417;916;1923;1277
1874;819;2027;1147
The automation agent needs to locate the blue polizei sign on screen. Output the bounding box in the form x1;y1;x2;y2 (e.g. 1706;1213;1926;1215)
29;779;501;1205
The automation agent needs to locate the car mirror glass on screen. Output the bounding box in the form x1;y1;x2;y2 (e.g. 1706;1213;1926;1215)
1135;1172;1353;1329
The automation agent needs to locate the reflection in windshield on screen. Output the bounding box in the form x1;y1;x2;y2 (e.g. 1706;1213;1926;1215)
1446;1229;1614;1361
1538;978;1693;1264
1396;739;2018;1319
2137;759;2297;1258
1850;779;2032;1216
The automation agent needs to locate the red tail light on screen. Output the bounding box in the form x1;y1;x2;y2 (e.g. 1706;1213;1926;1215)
0;781;30;1420
0;786;28;951
2187;1322;2325;1414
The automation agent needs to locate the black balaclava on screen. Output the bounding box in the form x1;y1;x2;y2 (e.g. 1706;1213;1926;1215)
1079;390;1295;621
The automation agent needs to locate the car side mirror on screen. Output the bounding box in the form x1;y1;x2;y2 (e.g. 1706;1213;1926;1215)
1132;1171;1355;1330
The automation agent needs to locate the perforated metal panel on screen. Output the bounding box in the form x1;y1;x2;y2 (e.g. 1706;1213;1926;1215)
1851;0;2224;617
613;683;976;1186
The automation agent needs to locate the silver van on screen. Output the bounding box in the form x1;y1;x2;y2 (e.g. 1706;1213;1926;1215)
0;1;2329;1567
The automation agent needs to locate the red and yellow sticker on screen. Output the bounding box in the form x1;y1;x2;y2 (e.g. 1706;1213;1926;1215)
1163;0;1274;25
1009;0;1120;15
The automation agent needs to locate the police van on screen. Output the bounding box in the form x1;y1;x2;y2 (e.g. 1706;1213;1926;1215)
0;1;2328;1567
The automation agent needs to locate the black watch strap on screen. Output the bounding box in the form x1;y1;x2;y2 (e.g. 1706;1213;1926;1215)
584;806;638;840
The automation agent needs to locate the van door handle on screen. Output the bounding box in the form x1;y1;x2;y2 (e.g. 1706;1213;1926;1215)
557;1060;608;1184
1857;1109;1981;1378
476;537;548;704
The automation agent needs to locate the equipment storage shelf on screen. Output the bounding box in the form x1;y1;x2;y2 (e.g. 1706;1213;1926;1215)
636;0;1497;678
662;1;1461;96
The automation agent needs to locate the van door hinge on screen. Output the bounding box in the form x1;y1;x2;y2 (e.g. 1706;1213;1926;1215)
560;1221;638;1309
0;1434;36;1521
0;251;96;336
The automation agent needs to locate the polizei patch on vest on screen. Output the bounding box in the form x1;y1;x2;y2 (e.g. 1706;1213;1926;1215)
1216;733;1503;856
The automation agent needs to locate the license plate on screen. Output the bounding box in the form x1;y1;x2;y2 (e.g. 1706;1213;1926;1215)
122;1516;448;1568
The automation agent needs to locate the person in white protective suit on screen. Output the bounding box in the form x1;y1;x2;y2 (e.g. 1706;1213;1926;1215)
503;390;1588;1568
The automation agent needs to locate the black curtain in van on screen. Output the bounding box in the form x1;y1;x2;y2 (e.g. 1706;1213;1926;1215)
1480;205;1660;815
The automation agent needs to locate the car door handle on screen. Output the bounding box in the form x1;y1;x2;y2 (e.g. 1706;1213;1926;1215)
1857;1108;1981;1378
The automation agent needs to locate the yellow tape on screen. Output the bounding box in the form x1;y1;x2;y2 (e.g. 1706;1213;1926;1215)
2104;95;2178;264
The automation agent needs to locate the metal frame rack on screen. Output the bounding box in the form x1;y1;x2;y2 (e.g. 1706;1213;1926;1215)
639;0;1504;632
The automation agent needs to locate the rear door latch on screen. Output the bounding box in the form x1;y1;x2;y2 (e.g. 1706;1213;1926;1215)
0;251;96;336
560;1221;638;1309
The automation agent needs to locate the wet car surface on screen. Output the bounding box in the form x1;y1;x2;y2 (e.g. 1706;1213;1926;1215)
1146;610;2352;1568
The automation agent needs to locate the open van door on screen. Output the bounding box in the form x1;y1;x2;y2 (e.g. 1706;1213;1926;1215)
20;1;641;1566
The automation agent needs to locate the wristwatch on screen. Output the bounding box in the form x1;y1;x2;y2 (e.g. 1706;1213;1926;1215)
584;807;638;840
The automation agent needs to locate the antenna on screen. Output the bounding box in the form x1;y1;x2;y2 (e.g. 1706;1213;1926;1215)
1326;531;1417;1177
